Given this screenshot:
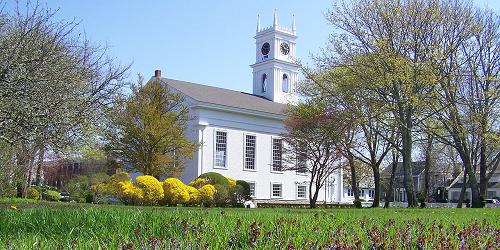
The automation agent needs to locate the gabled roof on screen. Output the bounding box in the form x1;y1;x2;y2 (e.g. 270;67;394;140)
449;181;500;189
448;171;500;189
382;161;427;177
159;78;287;116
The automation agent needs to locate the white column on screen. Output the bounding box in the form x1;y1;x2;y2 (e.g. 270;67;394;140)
197;123;208;176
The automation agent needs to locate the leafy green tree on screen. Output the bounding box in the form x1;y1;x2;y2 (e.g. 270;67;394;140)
322;0;485;207
421;5;499;207
468;10;500;198
107;78;198;179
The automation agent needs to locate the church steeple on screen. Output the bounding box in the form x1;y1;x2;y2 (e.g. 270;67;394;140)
256;14;260;32
273;9;278;27
250;11;299;104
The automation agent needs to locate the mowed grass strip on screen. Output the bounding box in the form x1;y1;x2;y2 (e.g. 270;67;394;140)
0;201;499;249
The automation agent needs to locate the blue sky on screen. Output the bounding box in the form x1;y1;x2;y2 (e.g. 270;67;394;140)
5;1;500;93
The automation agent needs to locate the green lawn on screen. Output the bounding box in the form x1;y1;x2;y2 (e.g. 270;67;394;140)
0;200;498;249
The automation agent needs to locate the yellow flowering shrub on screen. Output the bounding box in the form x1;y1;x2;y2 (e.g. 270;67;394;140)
163;178;190;205
89;172;130;200
135;175;164;205
185;185;200;204
106;172;131;195
226;177;237;187
198;184;216;203
117;181;143;205
189;178;209;188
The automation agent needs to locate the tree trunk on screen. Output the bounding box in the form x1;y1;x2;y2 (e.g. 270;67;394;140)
347;152;360;208
309;182;320;209
455;144;482;208
309;179;316;208
16;185;23;198
424;135;433;202
371;164;380;207
457;169;467;208
478;92;489;198
465;162;482;208
479;140;487;198
401;123;417;207
384;151;398;208
16;142;33;198
35;143;45;186
23;157;36;198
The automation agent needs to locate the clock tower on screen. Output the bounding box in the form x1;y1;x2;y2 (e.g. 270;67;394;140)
250;10;299;104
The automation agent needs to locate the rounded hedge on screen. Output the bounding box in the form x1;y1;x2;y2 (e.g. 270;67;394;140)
163;178;190;205
198;172;229;187
43;190;61;201
135;175;164;205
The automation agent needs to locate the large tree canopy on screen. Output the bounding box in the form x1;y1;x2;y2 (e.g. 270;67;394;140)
106;79;198;179
0;2;129;195
318;0;498;208
0;3;128;147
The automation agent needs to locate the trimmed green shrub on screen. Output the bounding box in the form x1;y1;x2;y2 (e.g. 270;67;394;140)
84;191;94;203
234;180;251;201
43;190;61;201
213;184;229;205
198;172;229;187
26;187;40;200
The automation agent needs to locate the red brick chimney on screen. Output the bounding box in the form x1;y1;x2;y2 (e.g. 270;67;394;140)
154;69;161;78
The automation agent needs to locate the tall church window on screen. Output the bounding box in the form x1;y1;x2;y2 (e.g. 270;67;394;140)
262;74;267;92
215;131;227;168
244;134;256;170
272;138;282;172
282;74;289;93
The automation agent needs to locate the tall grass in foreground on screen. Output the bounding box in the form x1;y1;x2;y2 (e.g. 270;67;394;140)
0;202;498;249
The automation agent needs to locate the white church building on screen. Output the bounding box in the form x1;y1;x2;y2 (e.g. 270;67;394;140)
153;13;345;203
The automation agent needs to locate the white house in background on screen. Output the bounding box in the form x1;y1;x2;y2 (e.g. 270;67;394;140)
448;171;500;202
151;13;344;203
343;181;376;203
341;163;376;202
343;186;376;203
